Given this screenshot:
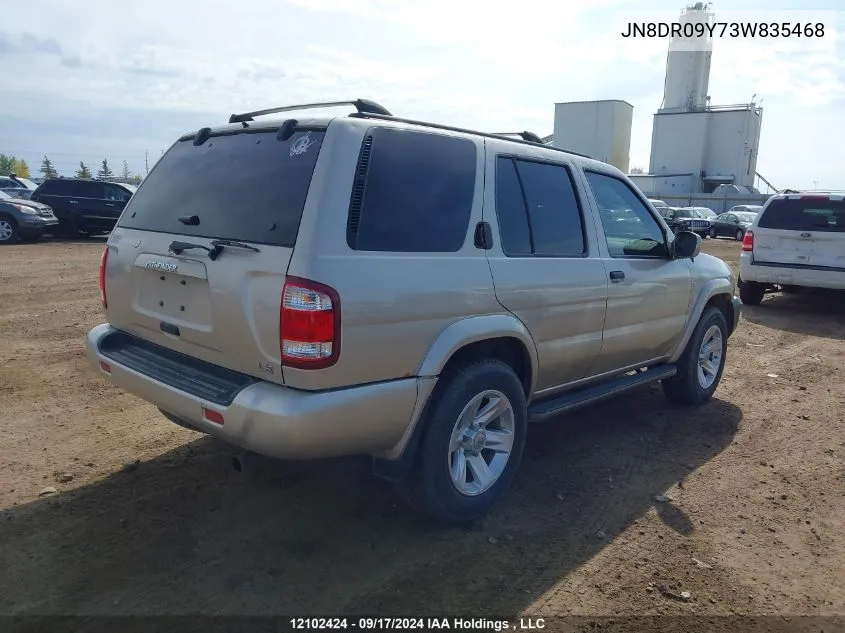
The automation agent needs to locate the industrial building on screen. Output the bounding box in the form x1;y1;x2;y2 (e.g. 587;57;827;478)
547;2;769;204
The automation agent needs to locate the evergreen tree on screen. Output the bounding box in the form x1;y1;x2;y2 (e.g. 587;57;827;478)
40;155;58;179
76;162;93;179
96;159;114;179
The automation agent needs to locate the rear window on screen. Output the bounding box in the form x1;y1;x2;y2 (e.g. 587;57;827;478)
758;198;845;232
118;129;325;247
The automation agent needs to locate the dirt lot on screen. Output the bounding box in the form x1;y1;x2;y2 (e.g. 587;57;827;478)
1;238;843;627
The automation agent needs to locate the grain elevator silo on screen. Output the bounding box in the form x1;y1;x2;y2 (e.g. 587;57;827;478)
646;2;763;194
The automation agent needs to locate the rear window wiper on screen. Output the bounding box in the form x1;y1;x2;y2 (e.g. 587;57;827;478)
211;239;261;254
169;240;222;260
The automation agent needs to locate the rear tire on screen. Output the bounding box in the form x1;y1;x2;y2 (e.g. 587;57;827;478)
735;228;745;241
662;306;728;406
709;228;717;239
399;359;527;524
0;215;19;244
739;277;765;305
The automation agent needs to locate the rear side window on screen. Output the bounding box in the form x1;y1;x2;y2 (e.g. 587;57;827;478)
758;198;845;232
80;181;105;199
34;180;59;195
493;156;586;257
347;127;476;252
118;129;325;247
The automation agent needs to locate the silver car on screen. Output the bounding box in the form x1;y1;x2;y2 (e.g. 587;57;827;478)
87;99;741;523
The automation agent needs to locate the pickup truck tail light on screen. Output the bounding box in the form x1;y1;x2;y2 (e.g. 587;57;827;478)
280;277;340;369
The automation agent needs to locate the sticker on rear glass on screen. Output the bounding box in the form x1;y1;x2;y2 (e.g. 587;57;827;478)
290;132;316;157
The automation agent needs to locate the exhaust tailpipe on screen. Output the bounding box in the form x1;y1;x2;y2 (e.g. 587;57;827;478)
231;451;257;474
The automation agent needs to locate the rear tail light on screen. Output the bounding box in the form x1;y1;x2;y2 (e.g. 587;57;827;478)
99;246;109;308
280;276;340;369
742;230;754;252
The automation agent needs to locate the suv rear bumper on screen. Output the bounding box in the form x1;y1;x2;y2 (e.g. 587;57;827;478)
86;324;420;460
740;252;845;290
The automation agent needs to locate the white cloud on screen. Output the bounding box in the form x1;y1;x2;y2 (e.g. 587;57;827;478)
0;0;843;188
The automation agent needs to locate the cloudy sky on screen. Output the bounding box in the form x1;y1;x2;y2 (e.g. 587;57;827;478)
1;0;843;190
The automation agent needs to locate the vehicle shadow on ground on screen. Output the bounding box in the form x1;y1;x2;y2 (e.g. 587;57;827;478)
0;387;741;617
743;290;845;341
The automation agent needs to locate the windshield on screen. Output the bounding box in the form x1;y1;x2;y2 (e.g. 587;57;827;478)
15;177;37;190
672;208;694;218
649;199;668;208
0;190;11;200
695;208;716;218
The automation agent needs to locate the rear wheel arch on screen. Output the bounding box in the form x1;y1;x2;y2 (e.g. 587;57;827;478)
416;315;538;397
373;325;536;484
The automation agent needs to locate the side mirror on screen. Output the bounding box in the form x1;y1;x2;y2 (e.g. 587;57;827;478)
673;230;701;259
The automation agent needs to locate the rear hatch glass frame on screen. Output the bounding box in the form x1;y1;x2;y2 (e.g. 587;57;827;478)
116;126;327;247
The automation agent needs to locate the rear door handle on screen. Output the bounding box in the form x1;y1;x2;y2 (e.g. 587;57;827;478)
609;271;625;283
105;203;115;207
69;200;78;204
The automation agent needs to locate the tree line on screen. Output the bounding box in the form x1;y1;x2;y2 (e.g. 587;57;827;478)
2;153;142;183
0;154;31;178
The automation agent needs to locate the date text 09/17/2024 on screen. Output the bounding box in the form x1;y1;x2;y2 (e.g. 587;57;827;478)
289;618;547;631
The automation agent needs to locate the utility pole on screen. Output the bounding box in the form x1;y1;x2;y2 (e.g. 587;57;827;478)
144;150;149;175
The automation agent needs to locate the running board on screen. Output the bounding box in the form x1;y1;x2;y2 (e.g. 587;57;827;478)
528;364;678;423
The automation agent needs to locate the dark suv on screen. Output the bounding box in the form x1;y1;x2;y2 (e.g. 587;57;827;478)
30;178;136;236
658;207;711;239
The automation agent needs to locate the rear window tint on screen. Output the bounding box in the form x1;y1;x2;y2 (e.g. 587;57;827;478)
758;198;845;232
347;127;476;252
118;129;325;247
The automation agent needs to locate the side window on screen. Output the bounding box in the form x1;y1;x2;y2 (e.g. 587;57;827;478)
584;171;668;258
104;184;128;201
80;181;105;199
56;180;87;197
35;180;56;195
347;127;477;252
494;158;531;256
493;156;586;257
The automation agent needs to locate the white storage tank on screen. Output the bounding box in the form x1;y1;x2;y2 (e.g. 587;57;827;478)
552;100;633;173
661;3;714;112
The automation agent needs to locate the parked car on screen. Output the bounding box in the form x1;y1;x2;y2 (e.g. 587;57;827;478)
0;174;38;200
728;204;763;216
29;178;135;237
686;206;717;219
86;99;741;523
648;198;669;210
657;206;711;238
0;190;58;244
738;192;845;304
709;211;758;241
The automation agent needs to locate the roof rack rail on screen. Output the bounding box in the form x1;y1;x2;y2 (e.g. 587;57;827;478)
492;131;546;144
228;99;392;124
349;112;592;159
